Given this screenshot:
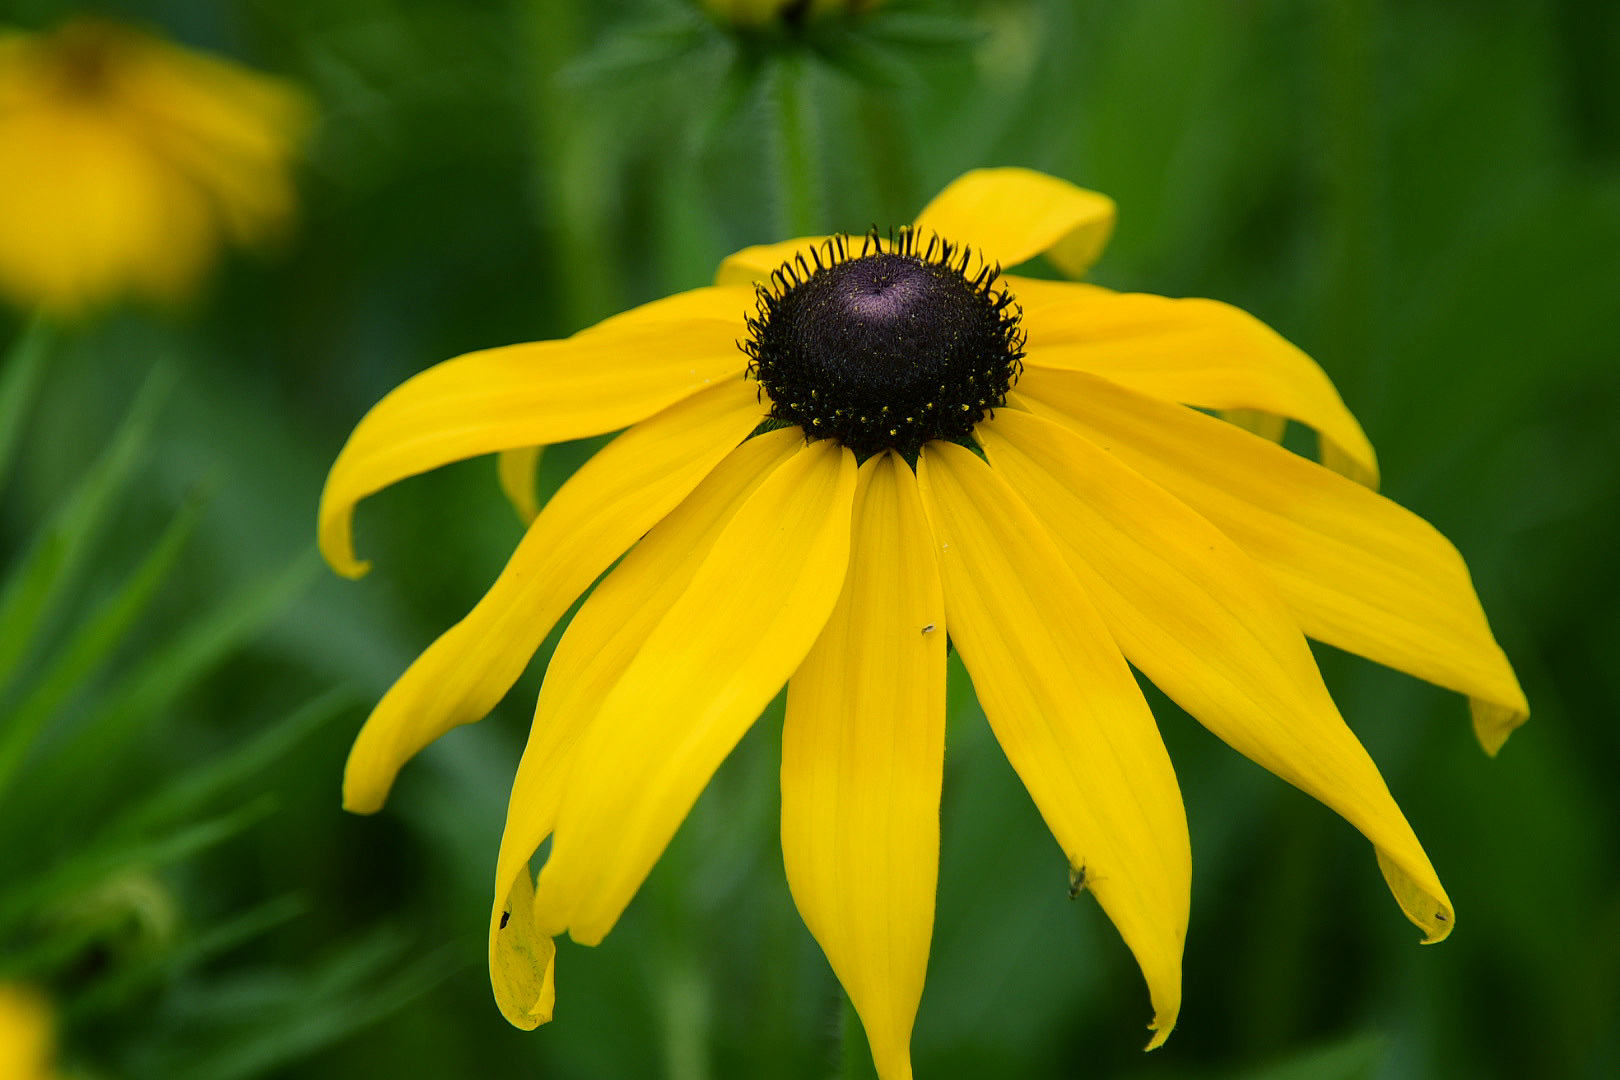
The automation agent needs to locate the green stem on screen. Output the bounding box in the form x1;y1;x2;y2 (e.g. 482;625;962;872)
772;55;820;237
840;992;877;1080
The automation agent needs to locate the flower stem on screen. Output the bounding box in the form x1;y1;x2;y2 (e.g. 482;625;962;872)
840;992;877;1080
772;54;820;238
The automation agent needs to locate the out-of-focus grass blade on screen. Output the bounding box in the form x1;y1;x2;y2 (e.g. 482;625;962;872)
110;687;354;839
0;319;51;499
66;895;308;1022
168;896;308;974
0;798;272;935
0;487;207;801
24;555;319;814
0;366;172;700
165;932;454;1080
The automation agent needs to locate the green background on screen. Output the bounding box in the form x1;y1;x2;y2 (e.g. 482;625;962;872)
3;1;1617;1078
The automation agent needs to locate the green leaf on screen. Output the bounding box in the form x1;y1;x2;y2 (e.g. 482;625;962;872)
0;799;273;936
0;486;207;800
22;555;320;820
0;365;172;702
65;895;308;1021
110;686;355;839
164;931;453;1080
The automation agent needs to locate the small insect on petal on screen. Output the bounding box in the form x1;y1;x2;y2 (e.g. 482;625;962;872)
922;623;936;635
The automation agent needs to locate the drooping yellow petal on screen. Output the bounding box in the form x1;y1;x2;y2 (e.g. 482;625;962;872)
532;439;857;944
911;168;1116;277
489;431;802;1025
1015;281;1378;487
980;409;1452;941
341;378;766;813
1016;367;1528;753
489;864;555;1030
714;235;837;287
496;446;543;524
318;315;748;578
915;441;1189;1049
781;452;945;1080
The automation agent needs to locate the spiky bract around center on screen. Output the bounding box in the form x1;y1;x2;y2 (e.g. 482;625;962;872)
743;231;1025;458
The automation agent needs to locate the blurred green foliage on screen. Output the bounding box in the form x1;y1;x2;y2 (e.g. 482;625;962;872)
1;0;1617;1078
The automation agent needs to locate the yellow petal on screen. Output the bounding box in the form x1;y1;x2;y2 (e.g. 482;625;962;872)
584;284;756;334
1016;367;1528;753
714;235;837;287
1016;282;1379;487
532;438;857;944
915;440;1188;1049
980;409;1453;941
489;864;555;1030
318;315;748;578
0;103;215;313
496;446;543;525
488;430;804;1015
341;378;766;813
781;452;945;1080
911;168;1116;276
112;32;309;246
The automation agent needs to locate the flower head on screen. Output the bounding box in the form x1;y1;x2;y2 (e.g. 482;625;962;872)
0;19;309;316
320;168;1527;1076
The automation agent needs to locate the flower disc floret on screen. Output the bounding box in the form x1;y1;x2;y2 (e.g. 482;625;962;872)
743;231;1025;457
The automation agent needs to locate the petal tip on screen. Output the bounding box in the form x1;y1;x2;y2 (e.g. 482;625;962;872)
1471;698;1528;757
332;556;371;581
1420;903;1456;944
491;872;557;1030
341;750;391;815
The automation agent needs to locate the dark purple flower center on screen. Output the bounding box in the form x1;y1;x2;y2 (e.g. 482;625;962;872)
743;233;1025;458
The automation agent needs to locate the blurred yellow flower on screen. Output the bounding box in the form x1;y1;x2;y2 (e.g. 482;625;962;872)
0;983;61;1080
320;168;1526;1077
0;19;309;316
700;0;883;28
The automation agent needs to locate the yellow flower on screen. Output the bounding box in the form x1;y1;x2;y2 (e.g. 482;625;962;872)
319;168;1527;1076
699;0;883;28
0;19;309;316
0;983;61;1080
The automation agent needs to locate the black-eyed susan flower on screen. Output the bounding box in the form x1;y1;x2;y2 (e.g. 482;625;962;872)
319;168;1527;1077
0;19;308;316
